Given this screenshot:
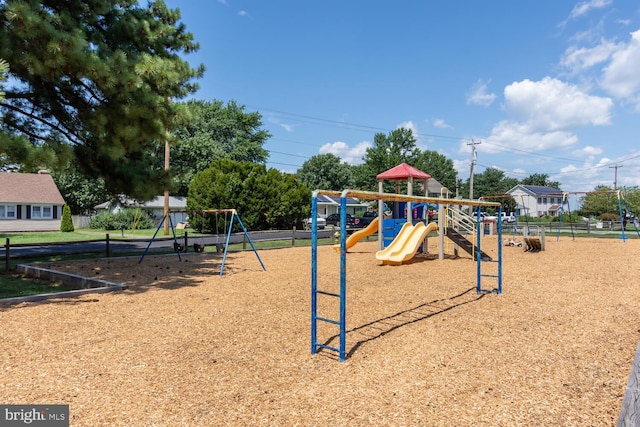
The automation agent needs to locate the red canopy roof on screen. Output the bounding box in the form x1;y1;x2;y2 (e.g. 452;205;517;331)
376;163;431;180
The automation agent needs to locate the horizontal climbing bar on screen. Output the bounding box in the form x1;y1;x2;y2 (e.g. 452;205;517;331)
314;343;341;353
317;316;341;326
316;290;340;298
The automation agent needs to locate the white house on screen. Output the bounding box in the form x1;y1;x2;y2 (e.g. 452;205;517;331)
0;171;66;232
314;195;369;218
95;196;188;226
507;185;564;218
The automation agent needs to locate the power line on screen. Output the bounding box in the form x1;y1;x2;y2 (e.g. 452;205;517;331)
252;105;640;181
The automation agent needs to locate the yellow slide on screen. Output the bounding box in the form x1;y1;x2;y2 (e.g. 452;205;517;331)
376;222;438;265
333;217;380;253
373;222;414;259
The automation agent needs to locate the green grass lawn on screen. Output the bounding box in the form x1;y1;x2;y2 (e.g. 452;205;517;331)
0;227;196;245
0;271;76;299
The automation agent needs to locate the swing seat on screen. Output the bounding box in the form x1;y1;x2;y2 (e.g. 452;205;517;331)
193;243;205;253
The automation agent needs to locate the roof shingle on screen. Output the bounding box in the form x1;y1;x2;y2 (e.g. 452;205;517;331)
0;172;65;204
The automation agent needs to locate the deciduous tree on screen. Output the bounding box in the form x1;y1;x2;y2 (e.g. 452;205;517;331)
354;127;420;191
297;153;353;191
520;173;560;189
169;100;270;195
187;159;309;232
413;149;458;194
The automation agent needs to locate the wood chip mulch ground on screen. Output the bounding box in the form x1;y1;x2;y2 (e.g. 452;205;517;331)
1;235;639;426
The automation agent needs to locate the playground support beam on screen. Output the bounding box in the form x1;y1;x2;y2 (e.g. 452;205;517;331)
314;189;501;208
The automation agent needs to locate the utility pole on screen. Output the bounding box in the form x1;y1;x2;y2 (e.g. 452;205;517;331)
609;164;622;189
163;97;172;236
163;135;170;235
467;139;481;200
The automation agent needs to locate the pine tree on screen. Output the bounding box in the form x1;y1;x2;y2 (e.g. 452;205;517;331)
0;0;203;200
60;204;74;232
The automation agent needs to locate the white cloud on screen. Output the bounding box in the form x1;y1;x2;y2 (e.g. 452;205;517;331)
432;118;452;129
504;77;612;131
319;141;370;165
485;121;579;152
601;29;640;106
397;120;418;135
217;0;228;5
560;38;620;74
466;79;496;107
279;124;295;132
569;0;612;20
238;10;248;17
572;145;603;157
267;115;296;132
452;158;470;179
476;78;612;158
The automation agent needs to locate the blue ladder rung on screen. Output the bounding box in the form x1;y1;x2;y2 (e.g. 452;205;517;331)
480;274;499;279
317;316;340;325
316;290;340;298
314;343;341;353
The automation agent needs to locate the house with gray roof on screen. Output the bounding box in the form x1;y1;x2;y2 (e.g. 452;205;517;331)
95;195;188;226
0;171;66;232
507;184;564;218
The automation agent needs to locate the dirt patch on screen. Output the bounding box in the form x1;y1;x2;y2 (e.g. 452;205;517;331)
1;236;639;426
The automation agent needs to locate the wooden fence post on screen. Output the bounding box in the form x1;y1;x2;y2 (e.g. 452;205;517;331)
292;226;296;247
106;233;110;258
184;231;188;253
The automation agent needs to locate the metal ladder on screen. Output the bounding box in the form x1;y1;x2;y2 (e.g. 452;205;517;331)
473;206;502;295
310;196;347;361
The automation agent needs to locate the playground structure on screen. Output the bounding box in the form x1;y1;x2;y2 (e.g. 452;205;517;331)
332;216;380;252
310;188;503;362
375;221;438;265
138;209;266;276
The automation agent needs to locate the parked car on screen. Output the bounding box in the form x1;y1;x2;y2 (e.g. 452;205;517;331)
325;213;360;228
501;212;516;223
356;211;377;227
472;211;498;221
303;215;326;230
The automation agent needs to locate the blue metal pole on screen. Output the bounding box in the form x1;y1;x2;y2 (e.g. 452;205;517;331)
168;214;181;262
618;192;628;241
232;213;266;273
139;215;166;263
339;193;347;362
497;206;503;294
311;193;319;355
218;211;233;276
475;206;481;294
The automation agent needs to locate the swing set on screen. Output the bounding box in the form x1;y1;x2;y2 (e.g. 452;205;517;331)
138;209;266;276
556;190;640;241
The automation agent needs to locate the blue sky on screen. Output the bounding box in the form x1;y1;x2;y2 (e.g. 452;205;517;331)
165;0;640;193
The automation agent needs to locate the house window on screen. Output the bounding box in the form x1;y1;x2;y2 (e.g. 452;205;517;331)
542;197;547;204
0;205;17;219
31;205;53;219
537;197;542;204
